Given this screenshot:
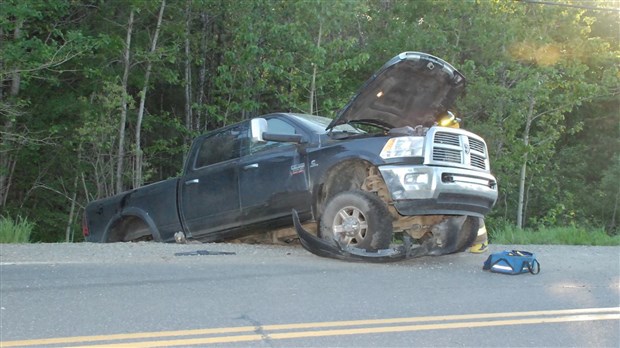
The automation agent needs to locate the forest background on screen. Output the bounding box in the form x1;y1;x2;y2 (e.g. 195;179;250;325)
1;0;618;243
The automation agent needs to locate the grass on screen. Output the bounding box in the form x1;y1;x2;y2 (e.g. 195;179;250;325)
0;215;34;243
489;225;620;246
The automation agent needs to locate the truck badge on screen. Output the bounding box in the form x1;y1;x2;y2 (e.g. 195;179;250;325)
290;163;305;175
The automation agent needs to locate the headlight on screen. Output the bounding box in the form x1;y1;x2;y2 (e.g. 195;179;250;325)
380;136;424;159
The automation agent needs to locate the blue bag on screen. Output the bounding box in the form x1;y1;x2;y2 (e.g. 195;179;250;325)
483;250;540;275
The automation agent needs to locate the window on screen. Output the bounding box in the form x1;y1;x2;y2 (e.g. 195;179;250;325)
267;118;296;134
194;124;248;168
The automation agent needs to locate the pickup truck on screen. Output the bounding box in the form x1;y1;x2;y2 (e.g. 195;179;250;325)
83;52;498;261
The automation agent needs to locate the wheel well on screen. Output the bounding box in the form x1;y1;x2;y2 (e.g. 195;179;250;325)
317;160;378;216
107;215;153;242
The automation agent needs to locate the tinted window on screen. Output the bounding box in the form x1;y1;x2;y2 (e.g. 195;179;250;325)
195;124;248;168
267;118;296;134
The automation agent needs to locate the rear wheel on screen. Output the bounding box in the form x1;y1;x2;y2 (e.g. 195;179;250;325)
107;216;153;242
319;190;393;251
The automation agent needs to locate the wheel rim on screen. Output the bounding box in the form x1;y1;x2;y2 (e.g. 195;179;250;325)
331;205;368;246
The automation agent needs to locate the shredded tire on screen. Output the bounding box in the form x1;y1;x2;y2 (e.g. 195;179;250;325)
319;190;393;251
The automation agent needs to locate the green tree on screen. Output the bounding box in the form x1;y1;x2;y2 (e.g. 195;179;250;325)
0;0;97;241
1;0;617;241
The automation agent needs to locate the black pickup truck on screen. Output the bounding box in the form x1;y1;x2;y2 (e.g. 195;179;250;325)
83;52;498;261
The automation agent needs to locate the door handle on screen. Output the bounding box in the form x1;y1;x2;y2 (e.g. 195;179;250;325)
243;163;259;170
185;178;200;185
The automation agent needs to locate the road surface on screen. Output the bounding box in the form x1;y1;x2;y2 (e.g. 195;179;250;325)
1;242;618;347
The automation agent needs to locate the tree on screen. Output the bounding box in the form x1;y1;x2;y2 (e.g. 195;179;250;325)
134;0;166;188
115;9;134;195
1;0;617;241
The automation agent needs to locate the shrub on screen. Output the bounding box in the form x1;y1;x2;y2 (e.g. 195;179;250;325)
0;215;34;243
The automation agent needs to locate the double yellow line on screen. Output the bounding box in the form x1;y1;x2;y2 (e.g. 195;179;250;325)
2;307;619;347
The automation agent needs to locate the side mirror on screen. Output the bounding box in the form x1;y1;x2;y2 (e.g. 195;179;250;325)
250;117;304;144
250;118;268;143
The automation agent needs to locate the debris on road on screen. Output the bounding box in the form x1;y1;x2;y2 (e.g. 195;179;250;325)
174;250;236;256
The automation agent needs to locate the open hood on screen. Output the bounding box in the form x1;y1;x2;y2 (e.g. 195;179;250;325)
326;52;466;131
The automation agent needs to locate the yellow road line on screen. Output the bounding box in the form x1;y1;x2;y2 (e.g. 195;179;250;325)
2;307;618;348
73;313;620;348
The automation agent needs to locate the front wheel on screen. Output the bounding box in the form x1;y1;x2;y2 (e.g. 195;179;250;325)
319;190;393;251
454;216;480;252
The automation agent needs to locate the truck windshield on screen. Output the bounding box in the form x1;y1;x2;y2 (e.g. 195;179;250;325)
290;114;364;134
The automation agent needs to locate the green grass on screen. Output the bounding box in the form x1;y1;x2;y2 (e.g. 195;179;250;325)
0;215;34;243
489;225;620;246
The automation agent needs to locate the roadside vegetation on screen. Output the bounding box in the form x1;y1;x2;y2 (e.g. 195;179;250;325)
0;216;34;243
489;224;620;246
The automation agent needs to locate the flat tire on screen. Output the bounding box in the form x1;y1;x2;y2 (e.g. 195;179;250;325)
320;190;393;251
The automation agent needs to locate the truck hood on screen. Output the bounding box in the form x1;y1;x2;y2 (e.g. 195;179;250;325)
326;52;466;131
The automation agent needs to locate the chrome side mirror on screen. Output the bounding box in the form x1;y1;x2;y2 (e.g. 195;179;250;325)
250;118;268;143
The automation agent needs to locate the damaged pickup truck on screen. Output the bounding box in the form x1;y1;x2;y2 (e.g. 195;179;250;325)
83;52;498;262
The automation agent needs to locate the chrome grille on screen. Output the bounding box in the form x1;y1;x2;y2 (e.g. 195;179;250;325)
434;132;460;146
431;129;489;171
433;148;461;163
470;154;486;170
469;138;485;154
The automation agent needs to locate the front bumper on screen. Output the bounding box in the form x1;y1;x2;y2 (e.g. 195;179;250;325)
293;210;480;262
379;165;498;217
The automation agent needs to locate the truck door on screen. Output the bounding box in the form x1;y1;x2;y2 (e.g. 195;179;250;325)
179;123;248;238
239;117;311;224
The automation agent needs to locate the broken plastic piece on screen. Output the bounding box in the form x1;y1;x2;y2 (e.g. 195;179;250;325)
174;250;236;256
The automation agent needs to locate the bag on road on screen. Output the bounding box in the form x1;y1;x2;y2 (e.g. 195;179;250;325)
483;250;540;275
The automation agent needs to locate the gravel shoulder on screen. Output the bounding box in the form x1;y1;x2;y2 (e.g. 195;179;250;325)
0;242;310;265
1;242;619;267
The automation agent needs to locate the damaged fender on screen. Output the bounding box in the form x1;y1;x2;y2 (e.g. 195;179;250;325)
293;210;474;262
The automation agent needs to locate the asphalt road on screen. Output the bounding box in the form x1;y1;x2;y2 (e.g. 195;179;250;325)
0;242;618;347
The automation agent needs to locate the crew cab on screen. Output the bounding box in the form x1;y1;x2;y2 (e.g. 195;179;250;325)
83;52;498;261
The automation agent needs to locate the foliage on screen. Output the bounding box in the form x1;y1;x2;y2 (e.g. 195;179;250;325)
489;224;620;246
0;0;618;242
0;215;34;243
